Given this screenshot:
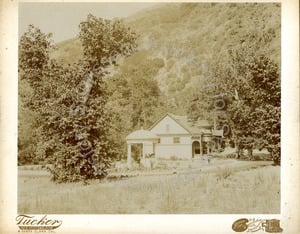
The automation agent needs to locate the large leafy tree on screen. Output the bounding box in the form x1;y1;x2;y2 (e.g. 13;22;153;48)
248;55;280;163
188;39;280;164
223;45;280;164
19;15;137;182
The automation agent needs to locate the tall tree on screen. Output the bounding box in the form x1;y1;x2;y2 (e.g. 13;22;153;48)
248;55;280;164
19;15;137;182
200;42;281;164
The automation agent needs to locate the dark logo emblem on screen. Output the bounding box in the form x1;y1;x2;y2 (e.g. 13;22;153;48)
16;214;62;231
232;218;249;232
232;218;283;233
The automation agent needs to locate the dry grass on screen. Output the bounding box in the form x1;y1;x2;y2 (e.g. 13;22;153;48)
18;164;280;214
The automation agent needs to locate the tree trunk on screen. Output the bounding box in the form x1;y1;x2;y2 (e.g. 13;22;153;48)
247;147;253;160
235;139;241;159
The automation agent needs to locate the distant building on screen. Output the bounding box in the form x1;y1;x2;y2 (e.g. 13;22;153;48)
126;113;213;167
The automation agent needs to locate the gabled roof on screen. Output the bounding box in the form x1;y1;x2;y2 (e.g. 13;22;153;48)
126;129;159;140
149;113;212;135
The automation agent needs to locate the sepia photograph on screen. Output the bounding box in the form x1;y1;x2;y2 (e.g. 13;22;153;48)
0;0;298;233
17;2;282;216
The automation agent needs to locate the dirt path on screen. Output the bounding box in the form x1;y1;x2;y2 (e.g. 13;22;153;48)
18;159;274;180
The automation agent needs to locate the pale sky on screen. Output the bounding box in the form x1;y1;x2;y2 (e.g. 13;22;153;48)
19;3;158;43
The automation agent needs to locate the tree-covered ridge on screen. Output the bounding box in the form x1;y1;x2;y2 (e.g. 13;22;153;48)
50;3;280;113
127;3;280;103
52;3;280;65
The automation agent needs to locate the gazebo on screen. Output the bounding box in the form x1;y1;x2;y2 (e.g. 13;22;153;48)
126;129;159;168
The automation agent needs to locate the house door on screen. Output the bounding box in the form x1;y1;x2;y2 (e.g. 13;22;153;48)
192;141;200;157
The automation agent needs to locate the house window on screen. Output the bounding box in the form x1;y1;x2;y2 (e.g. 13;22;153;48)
173;137;180;144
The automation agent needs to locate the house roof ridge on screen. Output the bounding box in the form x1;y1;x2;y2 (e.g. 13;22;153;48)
148;112;212;134
148;112;191;133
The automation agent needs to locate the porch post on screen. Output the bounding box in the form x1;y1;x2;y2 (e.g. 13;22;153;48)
200;134;203;156
208;142;210;154
142;143;146;159
127;143;132;168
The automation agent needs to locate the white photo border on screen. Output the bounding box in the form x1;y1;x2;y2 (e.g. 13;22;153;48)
0;0;299;233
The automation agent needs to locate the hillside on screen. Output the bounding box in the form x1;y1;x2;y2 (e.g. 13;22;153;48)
125;3;280;91
50;2;280;113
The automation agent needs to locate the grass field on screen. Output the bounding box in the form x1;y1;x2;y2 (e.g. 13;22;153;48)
18;159;280;214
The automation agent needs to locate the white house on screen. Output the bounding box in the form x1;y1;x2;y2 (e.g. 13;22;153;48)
126;113;212;167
